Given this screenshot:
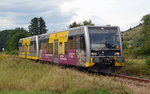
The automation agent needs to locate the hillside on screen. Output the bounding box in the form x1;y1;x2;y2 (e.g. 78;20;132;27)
122;25;143;48
122;25;143;42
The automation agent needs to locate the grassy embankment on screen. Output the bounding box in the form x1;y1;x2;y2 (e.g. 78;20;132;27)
1;54;150;93
119;25;150;79
117;58;150;79
0;54;132;94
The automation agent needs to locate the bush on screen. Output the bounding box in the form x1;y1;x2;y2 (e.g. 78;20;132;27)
9;50;19;55
122;41;128;49
145;56;150;66
4;50;9;54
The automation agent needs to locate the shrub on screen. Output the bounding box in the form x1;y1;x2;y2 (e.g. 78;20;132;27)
9;50;19;55
145;56;150;66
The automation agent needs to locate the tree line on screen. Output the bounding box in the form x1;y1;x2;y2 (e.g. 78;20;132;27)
0;18;94;52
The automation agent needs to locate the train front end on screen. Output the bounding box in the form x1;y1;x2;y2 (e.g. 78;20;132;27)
86;26;124;72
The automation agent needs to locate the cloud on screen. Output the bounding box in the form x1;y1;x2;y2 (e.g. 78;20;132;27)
0;0;150;31
0;0;77;31
68;0;150;31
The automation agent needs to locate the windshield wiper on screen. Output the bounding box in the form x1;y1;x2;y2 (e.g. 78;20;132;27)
105;42;116;48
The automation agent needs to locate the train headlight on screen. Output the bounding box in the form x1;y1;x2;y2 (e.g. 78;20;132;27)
114;52;120;56
91;52;97;56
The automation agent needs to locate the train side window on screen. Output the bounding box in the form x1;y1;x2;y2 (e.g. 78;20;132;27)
80;36;86;51
34;41;36;52
68;36;78;50
29;41;33;53
59;42;62;54
40;39;49;53
73;36;76;49
65;42;68;54
19;43;23;52
49;43;53;54
69;37;73;50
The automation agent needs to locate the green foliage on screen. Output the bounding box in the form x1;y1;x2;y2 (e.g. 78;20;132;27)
69;20;94;28
29;17;48;35
7;28;30;51
122;41;128;49
145;56;150;66
0;90;55;94
9;50;19;55
73;88;112;94
138;14;150;55
141;14;150;25
118;58;150;79
0;30;10;51
83;20;94;26
69;22;82;28
123;14;150;56
132;36;144;48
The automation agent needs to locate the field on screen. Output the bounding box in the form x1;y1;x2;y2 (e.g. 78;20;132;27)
118;58;150;79
0;55;130;94
0;54;135;94
0;54;150;94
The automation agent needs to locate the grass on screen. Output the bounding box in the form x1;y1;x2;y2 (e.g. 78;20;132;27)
0;88;111;94
117;58;150;79
0;55;132;94
122;25;143;49
122;25;143;42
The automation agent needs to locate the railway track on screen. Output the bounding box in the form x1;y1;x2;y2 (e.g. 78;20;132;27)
112;74;150;87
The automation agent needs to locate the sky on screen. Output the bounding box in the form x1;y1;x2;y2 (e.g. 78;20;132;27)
0;0;150;32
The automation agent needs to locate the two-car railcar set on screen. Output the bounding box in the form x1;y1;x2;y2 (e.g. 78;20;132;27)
19;26;124;72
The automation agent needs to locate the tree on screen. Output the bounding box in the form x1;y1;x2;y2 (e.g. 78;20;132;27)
69;20;95;28
69;22;82;28
39;17;47;34
83;20;94;26
0;30;10;51
141;14;150;25
7;28;30;50
138;14;150;55
29;17;48;35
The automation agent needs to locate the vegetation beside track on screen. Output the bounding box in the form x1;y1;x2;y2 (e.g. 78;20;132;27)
117;58;150;79
0;55;131;94
120;14;150;80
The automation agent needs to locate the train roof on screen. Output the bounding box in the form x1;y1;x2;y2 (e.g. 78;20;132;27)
19;25;120;42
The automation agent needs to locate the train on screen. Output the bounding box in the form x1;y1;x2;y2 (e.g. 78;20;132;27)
19;26;124;72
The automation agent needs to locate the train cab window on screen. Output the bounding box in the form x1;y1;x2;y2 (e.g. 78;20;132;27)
59;42;63;54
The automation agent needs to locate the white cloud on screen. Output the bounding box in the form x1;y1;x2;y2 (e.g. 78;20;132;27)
67;0;150;30
0;0;77;31
0;0;150;31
